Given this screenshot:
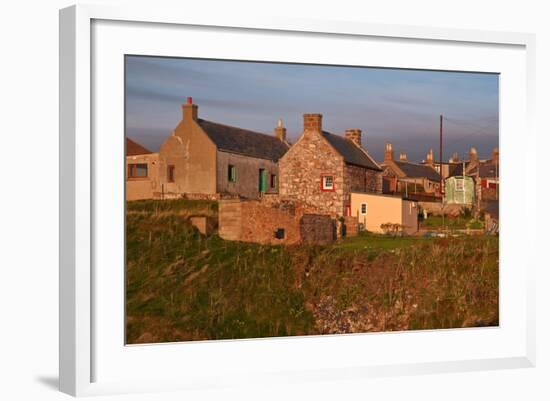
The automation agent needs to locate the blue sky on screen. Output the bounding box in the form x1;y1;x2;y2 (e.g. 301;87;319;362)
125;56;499;162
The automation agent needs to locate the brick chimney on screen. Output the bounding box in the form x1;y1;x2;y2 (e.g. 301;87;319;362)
384;143;394;162
426;148;434;165
182;96;198;121
303;113;322;133
345;129;362;147
274;117;287;142
449;152;459;163
492;147;499;165
399;152;407;161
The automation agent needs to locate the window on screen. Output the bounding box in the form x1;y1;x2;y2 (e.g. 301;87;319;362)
228;164;236;182
321;175;334;191
360;203;367;215
274;228;285;239
455;178;464;191
270;174;277;188
128;163;148;178
167;165;175;182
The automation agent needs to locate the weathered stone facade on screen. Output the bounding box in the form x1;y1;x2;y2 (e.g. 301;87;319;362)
279;117;346;217
344;163;382;194
218;198;335;245
279;114;382;218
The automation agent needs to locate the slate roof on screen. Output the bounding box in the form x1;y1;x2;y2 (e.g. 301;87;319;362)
126;137;152;156
197;119;289;161
478;163;499;178
393;160;440;181
448;163;464;177
322;131;381;171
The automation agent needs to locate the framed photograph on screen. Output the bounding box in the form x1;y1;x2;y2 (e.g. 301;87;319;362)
59;4;536;397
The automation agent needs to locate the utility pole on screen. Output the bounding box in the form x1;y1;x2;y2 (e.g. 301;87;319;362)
440;114;443;197
440;114;445;232
463;157;466;204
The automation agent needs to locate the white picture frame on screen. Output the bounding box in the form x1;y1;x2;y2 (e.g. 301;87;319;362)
59;4;536;397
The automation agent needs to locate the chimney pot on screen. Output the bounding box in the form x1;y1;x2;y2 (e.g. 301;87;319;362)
182;97;198;121
384;143;394;161
274;118;287;142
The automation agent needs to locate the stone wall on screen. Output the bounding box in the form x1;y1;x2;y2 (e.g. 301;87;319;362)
219;199;335;245
418;201;471;217
278;124;346;217
343;216;359;237
300;215;335;244
344;164;382;194
218;200;242;241
190;216;217;236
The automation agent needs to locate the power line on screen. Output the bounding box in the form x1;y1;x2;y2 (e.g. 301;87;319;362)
443;116;498;132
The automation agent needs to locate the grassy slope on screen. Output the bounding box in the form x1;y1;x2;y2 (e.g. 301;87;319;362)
126;199;498;344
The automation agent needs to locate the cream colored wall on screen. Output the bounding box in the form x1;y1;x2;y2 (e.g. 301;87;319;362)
158;119;217;197
125;153;160;201
350;192;417;234
401;199;419;234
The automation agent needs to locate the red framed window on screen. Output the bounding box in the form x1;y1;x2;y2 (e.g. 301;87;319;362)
321;174;335;191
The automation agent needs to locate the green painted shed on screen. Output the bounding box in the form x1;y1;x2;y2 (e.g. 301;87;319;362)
444;176;475;205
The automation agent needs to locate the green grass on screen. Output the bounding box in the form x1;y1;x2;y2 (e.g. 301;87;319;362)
334;232;435;260
126;199;499;343
422;215;484;230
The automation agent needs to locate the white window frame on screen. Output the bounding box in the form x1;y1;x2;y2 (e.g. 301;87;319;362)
322;175;334;190
455;178;465;191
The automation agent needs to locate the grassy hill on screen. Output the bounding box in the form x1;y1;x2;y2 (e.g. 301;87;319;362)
126;199;498;344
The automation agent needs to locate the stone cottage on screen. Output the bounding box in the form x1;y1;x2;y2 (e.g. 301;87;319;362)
125;138;160;201
381;144;441;196
278;113;382;218
157;98;290;199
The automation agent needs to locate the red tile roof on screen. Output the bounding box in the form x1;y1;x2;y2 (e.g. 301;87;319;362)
126;137;152;156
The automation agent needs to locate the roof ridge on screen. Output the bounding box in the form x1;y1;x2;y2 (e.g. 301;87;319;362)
198;118;278;140
355;144;383;170
321;130;381;171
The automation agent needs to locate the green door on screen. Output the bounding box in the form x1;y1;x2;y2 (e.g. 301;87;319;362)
259;169;267;193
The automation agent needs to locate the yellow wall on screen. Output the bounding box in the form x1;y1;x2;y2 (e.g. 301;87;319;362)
126;153;160;201
159;119;217;197
350;192;418;234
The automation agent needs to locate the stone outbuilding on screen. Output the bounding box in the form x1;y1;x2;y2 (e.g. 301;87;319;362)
218;197;335;245
157;97;290;199
125;138;160;201
278;113;382;218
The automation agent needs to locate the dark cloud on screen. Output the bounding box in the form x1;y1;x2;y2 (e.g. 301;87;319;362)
125;56;499;163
